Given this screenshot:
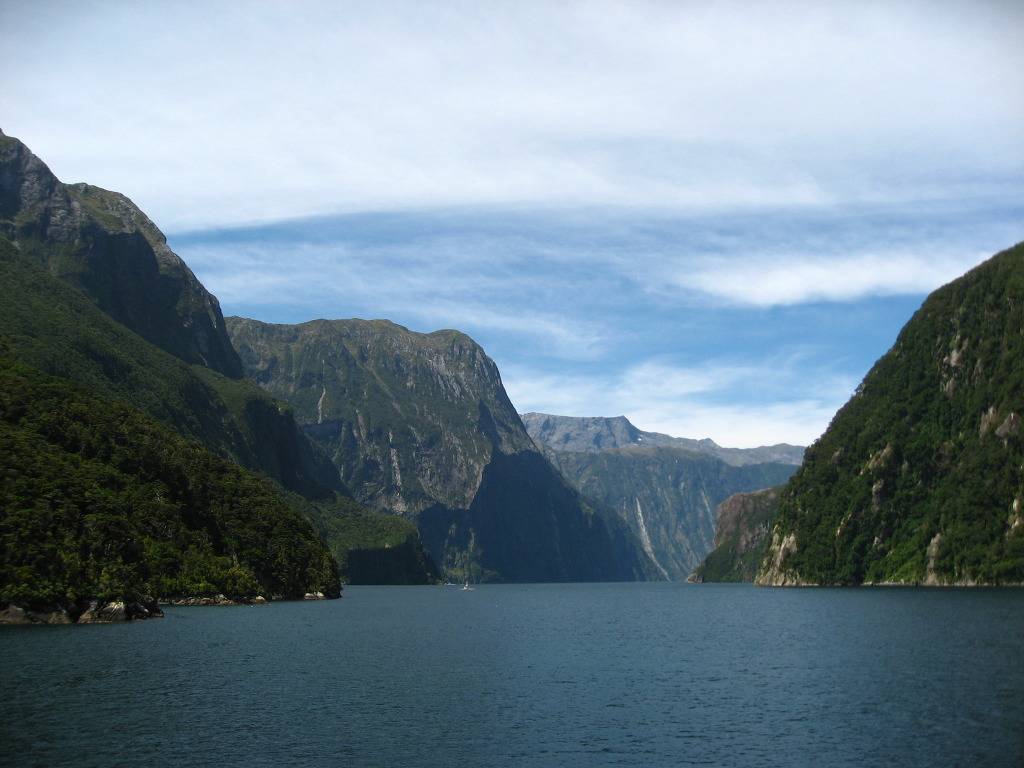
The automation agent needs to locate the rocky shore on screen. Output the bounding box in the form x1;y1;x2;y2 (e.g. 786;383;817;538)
0;590;343;625
0;597;163;625
164;594;268;607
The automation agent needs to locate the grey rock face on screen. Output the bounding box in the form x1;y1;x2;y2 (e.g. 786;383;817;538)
541;445;798;579
227;318;658;583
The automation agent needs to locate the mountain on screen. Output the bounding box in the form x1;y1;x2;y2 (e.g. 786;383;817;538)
0;133;436;608
758;242;1024;586
524;414;799;579
521;413;805;467
0;129;242;378
692;488;782;583
226;317;658;582
0;234;341;501
542;447;796;579
0;131;336;495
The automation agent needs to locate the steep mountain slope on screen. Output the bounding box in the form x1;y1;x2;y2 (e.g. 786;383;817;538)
538;444;797;579
692;488;781;583
758;242;1024;586
0;131;339;497
227;317;657;582
0;130;241;378
521;413;804;467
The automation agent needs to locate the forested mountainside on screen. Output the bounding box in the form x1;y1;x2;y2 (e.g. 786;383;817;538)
227;317;659;582
1;353;340;619
758;242;1024;586
0;237;341;500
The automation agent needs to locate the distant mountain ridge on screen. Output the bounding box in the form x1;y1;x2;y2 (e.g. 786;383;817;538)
520;413;804;466
227;317;659;583
524;413;800;578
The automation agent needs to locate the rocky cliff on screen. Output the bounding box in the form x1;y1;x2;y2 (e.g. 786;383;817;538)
692;488;781;582
757;242;1024;586
227;317;658;582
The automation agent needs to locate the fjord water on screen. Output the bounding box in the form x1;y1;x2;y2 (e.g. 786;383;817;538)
2;584;1022;767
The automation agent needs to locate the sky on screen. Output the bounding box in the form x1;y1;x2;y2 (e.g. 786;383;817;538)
2;1;1022;447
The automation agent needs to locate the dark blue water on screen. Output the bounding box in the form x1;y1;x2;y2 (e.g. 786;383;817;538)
2;583;1022;767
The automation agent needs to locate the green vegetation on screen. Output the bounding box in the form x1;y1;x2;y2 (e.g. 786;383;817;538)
0;354;340;606
693;488;781;582
0;244;438;590
762;242;1024;585
0;132;441;598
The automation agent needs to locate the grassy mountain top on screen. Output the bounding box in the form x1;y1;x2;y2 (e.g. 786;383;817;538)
228;315;534;515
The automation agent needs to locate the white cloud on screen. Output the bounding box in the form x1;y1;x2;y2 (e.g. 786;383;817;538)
1;1;1021;229
669;249;997;307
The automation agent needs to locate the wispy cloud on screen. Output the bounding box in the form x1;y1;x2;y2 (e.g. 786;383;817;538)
6;1;1016;445
183;235;612;358
668;248;997;307
2;1;1021;229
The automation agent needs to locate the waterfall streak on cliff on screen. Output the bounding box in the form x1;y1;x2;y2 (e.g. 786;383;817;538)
635;497;670;580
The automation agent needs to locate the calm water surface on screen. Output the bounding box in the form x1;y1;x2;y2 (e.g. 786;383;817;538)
2;583;1022;767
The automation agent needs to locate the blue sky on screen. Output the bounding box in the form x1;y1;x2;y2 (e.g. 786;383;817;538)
2;1;1022;445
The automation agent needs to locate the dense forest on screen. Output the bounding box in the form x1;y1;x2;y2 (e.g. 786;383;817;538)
0;352;339;607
